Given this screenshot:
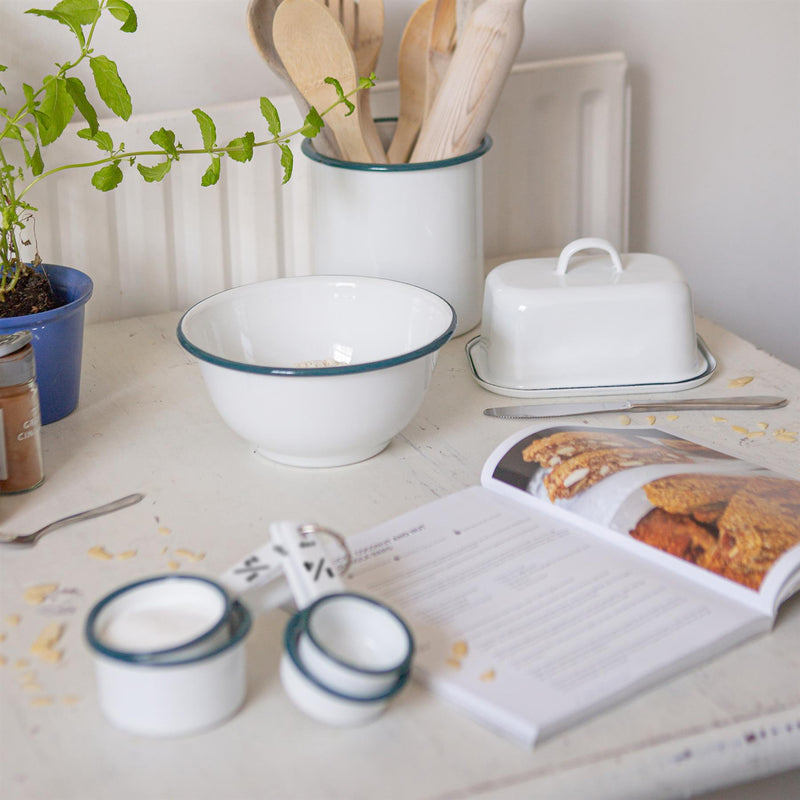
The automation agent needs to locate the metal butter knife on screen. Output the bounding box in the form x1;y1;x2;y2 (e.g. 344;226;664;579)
484;396;789;419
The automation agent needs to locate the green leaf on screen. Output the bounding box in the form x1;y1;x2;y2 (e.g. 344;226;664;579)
300;107;324;138
65;76;98;136
91;161;124;191
30;145;44;177
137;159;172;182
192;109;216;151
149;127;179;158
53;0;100;25
25;9;86;48
0;64;6;95
38;75;75;145
279;143;293;184
90;55;132;120
225;131;255;163
22;83;36;107
201;156;221;187
105;0;137;32
78;127;114;152
259;97;281;138
324;77;354;116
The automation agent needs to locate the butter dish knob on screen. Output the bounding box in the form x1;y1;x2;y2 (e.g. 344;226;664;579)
555;237;624;275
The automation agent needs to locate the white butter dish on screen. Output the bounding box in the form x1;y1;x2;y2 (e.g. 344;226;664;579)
479;238;702;389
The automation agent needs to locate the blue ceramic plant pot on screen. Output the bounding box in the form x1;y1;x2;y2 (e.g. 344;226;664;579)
0;264;93;424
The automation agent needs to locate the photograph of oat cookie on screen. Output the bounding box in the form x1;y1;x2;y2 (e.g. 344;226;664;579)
630;508;719;567
521;431;643;468
631;473;800;590
717;477;800;571
642;473;752;525
543;446;688;501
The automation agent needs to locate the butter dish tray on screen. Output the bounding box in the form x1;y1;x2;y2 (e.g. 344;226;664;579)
466;335;717;399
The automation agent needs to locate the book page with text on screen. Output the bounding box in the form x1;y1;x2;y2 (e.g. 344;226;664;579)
346;486;768;746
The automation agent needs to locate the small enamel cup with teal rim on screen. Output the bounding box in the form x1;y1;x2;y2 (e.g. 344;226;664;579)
296;592;414;699
281;604;412;727
85;575;251;736
302;120;492;337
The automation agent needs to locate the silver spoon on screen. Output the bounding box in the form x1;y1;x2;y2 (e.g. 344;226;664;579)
0;493;145;547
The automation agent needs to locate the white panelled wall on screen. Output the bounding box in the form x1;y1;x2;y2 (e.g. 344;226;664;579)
2;0;798;366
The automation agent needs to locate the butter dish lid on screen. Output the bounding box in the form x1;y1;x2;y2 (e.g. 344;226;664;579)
487;238;686;290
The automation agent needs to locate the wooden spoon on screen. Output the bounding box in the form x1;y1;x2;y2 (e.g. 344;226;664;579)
320;0;387;162
426;0;458;116
387;0;436;163
273;0;374;162
246;0;339;157
411;0;525;162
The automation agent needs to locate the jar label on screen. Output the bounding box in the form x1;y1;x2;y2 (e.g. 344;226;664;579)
0;409;7;480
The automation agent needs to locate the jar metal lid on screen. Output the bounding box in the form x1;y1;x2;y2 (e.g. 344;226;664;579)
0;331;32;357
0;331;36;387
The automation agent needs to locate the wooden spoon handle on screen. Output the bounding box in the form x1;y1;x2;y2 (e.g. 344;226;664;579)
387;0;436;163
411;0;525;162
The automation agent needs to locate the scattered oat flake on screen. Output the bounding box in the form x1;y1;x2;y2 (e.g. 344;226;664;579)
757;422;769;430
88;545;113;561
30;696;53;707
30;623;65;664
619;415;631;426
22;682;44;692
116;550;138;560
5;614;22;626
445;657;462;670
14;659;29;669
479;669;497;682
646;415;656;425
23;583;59;606
174;548;205;562
62;695;82;706
167;560;180;571
666;414;679;421
747;431;765;439
775;432;798;443
158;526;171;536
728;376;754;388
451;640;469;659
0;656;6;667
712;416;727;423
0;633;5;643
732;425;749;434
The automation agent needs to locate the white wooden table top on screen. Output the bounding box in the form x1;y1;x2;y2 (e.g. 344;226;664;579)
1;314;799;800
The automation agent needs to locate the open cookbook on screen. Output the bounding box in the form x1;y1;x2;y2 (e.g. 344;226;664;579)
344;425;800;746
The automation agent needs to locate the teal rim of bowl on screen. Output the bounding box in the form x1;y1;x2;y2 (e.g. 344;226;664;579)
176;278;457;377
301;120;492;172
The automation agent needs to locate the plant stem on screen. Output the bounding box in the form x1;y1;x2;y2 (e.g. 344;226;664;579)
17;85;364;202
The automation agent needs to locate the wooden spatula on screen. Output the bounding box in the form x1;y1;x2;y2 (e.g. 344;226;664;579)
319;0;387;162
247;0;339;157
426;0;458;116
273;0;374;162
387;0;436;163
411;0;525;162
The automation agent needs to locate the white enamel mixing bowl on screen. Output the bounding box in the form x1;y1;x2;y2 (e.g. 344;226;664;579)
177;276;456;467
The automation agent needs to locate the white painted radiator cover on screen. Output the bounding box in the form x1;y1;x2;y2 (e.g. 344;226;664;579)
22;52;629;324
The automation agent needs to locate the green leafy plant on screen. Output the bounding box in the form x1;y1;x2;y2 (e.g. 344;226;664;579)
0;0;374;311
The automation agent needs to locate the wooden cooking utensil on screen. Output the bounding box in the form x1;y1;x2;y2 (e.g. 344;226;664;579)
273;0;374;162
246;0;339;157
320;0;387;162
411;0;525;162
426;0;458;116
387;0;436;163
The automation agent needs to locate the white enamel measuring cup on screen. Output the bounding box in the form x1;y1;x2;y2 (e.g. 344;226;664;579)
269;520;414;724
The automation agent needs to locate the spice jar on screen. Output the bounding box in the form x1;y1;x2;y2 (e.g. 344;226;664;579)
0;331;44;493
